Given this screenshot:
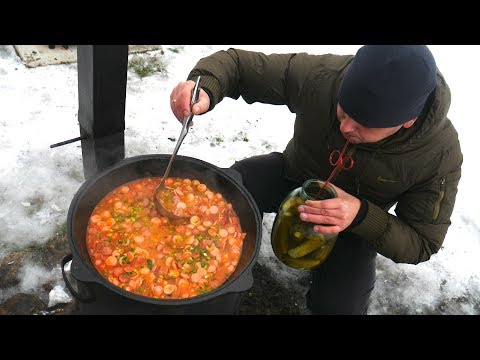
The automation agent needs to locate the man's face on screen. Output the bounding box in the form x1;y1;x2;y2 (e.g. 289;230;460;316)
336;104;413;144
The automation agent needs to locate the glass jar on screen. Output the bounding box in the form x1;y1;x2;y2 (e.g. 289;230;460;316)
271;179;338;270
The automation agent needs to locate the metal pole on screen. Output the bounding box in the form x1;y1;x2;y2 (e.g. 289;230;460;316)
77;45;129;179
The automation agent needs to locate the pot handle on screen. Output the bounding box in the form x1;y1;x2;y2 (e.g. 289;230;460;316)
232;269;254;293
221;167;243;185
218;268;254;296
61;254;96;303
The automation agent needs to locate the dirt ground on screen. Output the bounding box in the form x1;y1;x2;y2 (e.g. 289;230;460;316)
238;262;312;315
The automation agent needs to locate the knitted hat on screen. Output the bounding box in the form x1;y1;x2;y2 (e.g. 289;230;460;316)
338;45;437;128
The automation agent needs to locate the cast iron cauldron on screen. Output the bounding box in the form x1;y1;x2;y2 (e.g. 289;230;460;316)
61;154;262;315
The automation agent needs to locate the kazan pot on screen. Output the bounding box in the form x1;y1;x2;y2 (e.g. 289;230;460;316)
61;154;262;315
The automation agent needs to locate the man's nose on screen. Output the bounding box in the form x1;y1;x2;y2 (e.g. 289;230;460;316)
339;117;357;133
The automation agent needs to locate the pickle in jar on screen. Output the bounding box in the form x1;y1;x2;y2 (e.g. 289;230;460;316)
310;242;335;263
281;196;304;213
282;256;321;270
271;217;290;256
288;222;307;242
287;235;327;258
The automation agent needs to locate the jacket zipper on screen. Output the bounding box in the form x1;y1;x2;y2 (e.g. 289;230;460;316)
433;176;446;221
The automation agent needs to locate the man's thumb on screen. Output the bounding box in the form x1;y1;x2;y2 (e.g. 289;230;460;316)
192;91;210;115
192;104;203;115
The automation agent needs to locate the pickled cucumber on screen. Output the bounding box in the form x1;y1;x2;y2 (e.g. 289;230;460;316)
310;242;335;263
287;235;327;258
271;217;290;255
289;222;307;242
282;256;321;270
281;196;304;213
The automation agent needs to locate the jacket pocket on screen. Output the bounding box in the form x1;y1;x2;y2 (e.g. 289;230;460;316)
432;176;446;221
431;169;461;223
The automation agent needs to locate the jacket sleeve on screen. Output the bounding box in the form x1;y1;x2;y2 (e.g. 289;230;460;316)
186;48;323;114
348;142;463;264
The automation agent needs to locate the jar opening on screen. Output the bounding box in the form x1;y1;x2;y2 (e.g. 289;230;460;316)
301;179;337;200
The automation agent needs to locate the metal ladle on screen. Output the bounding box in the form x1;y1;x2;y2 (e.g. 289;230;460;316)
153;76;201;221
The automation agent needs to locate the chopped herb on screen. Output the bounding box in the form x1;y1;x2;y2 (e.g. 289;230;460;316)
147;259;153;269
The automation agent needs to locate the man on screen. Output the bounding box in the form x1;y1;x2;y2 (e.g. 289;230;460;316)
169;45;463;314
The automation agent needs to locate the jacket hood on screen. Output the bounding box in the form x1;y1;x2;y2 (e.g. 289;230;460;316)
408;70;451;144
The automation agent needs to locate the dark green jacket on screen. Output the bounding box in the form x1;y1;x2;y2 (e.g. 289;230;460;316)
187;48;463;264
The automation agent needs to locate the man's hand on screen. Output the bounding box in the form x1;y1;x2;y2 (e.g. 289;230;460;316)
170;80;211;124
297;183;361;234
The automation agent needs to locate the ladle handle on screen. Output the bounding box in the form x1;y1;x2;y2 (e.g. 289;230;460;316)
159;76;201;185
161;120;189;183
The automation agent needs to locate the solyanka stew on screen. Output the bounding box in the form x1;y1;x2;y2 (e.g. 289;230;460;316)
86;177;246;299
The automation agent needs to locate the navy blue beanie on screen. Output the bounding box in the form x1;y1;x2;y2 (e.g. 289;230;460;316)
338;45;437;128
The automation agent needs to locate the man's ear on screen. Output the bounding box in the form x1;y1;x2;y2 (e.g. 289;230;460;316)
402;117;417;129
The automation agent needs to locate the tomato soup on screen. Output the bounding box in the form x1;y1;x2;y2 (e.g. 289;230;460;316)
86;177;246;299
